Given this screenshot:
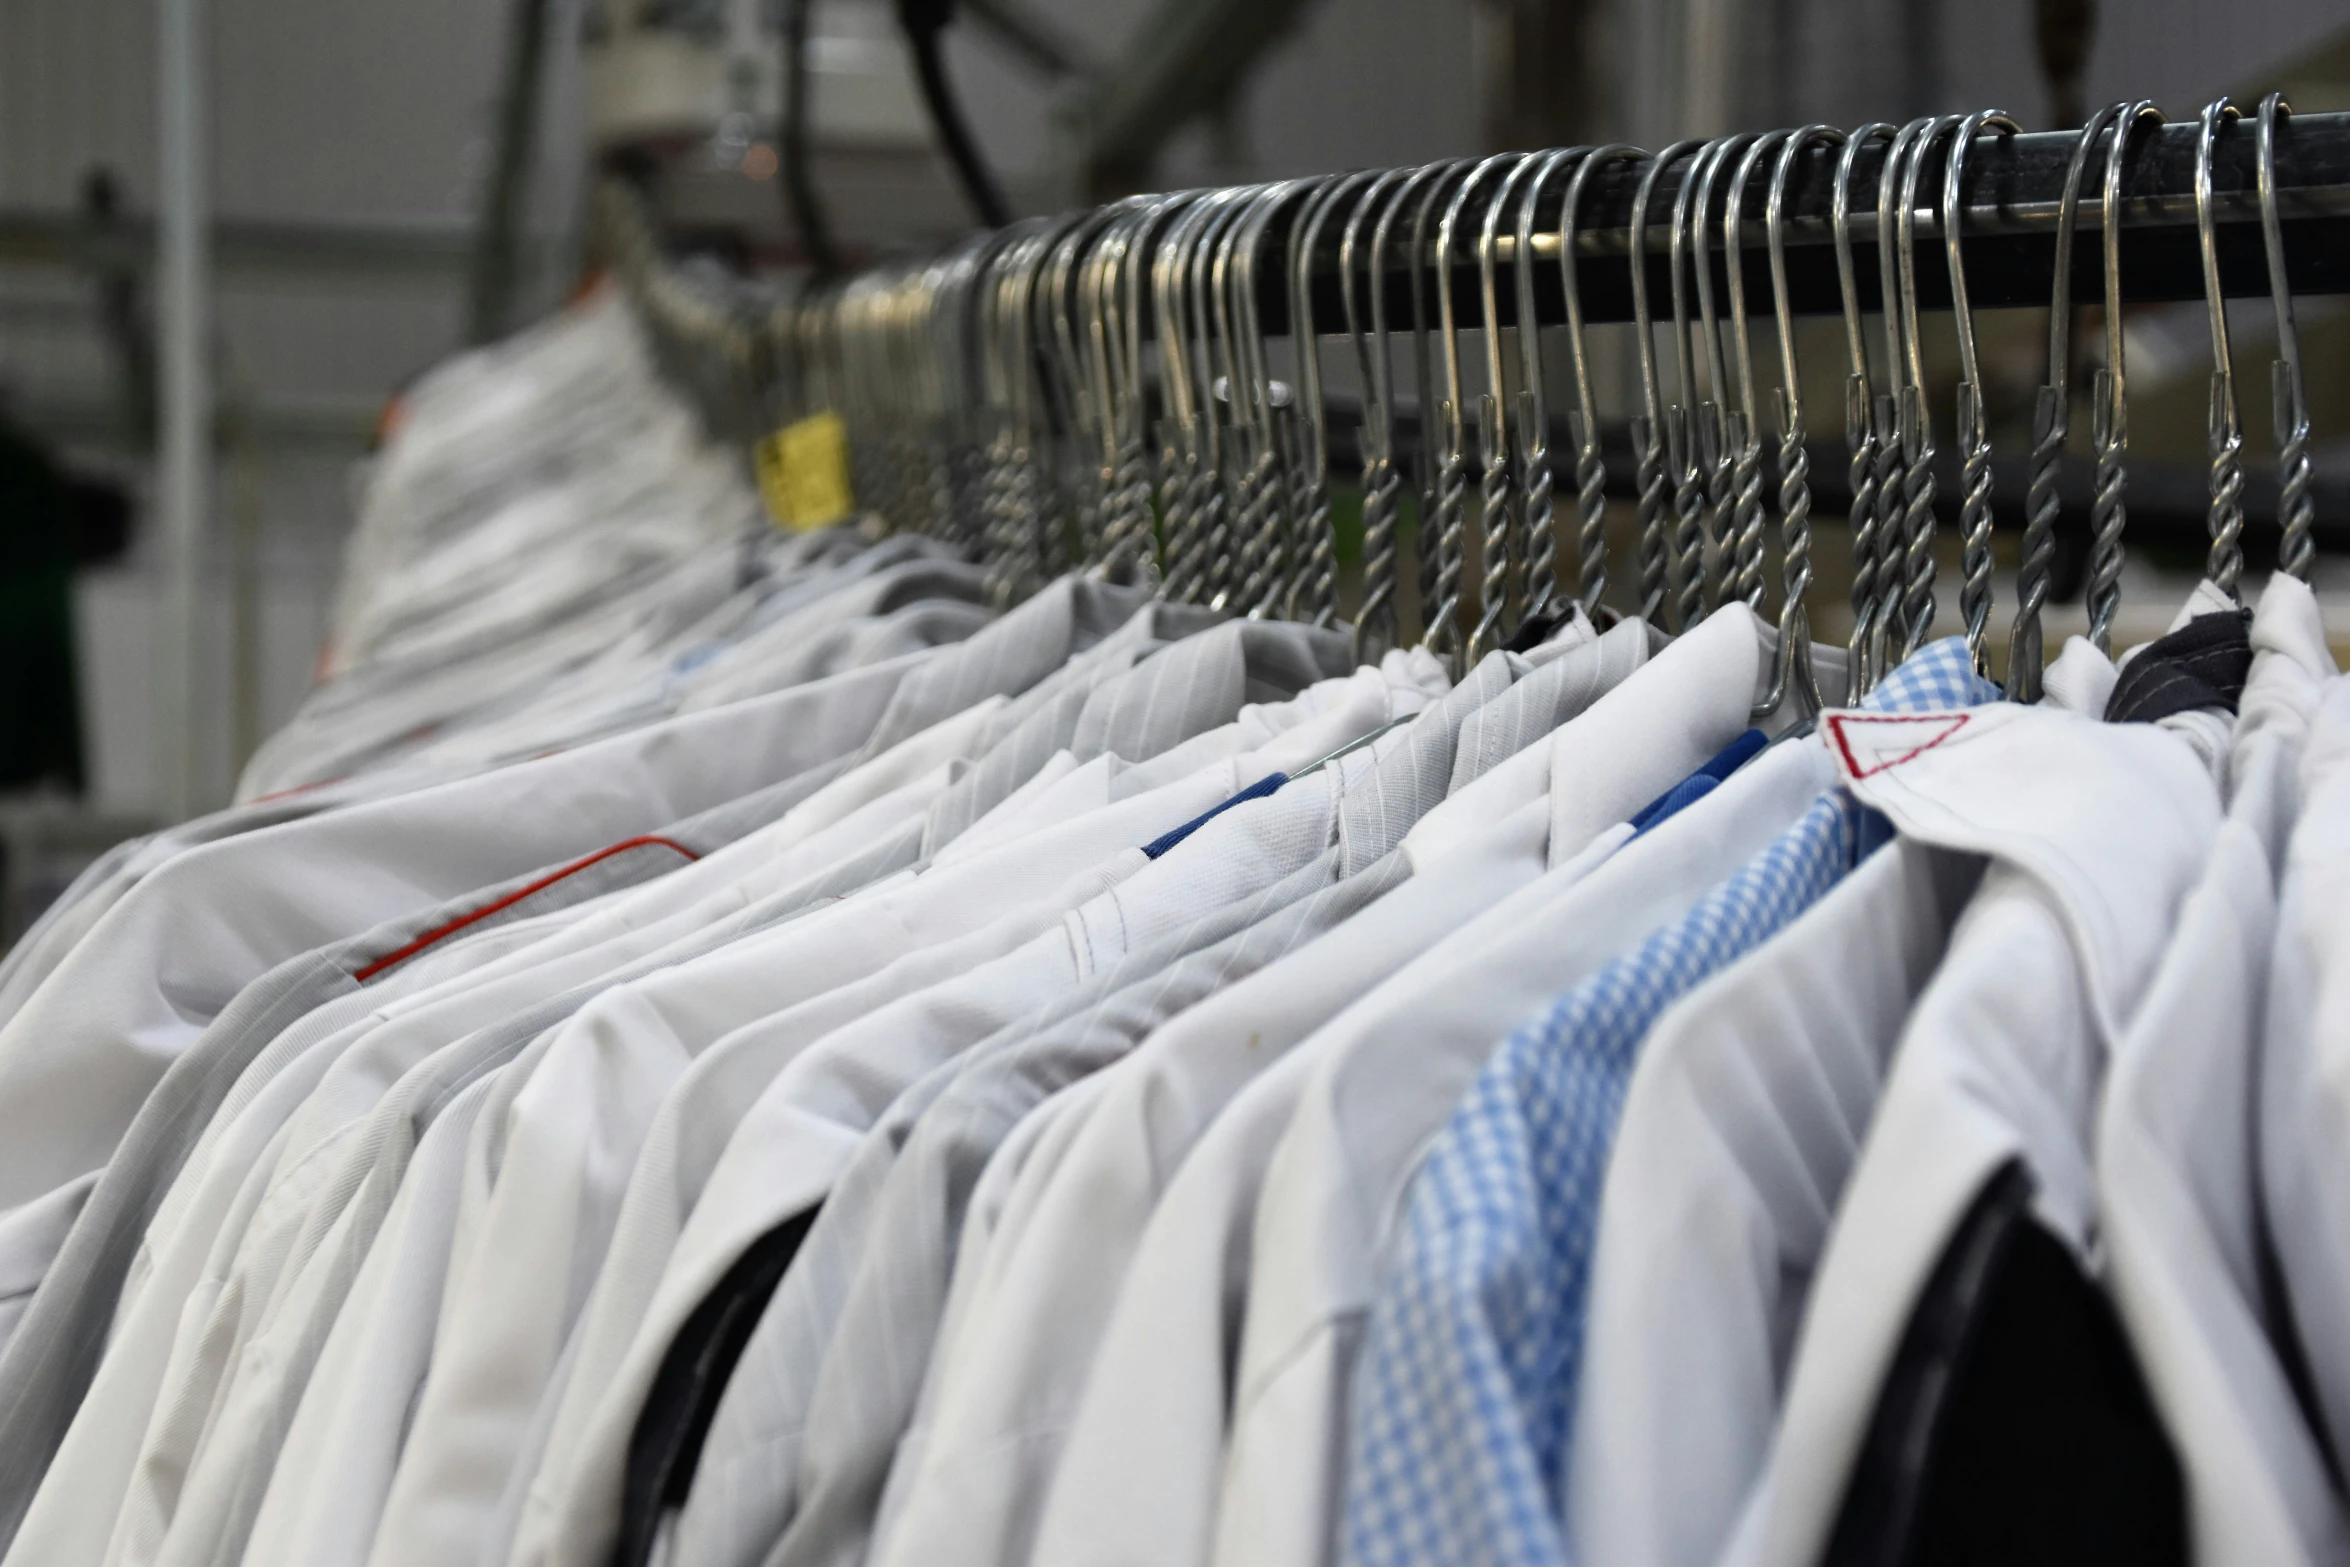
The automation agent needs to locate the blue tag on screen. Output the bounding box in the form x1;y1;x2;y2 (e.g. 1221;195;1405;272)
1141;772;1290;860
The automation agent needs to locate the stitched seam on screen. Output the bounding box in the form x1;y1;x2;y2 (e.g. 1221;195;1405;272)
354;835;697;982
1826;712;1971;779
2168;646;2247;676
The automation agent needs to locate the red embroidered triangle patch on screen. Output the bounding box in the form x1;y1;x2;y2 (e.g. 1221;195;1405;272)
1824;711;1972;780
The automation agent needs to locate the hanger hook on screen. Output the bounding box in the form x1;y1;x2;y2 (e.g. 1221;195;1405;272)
1108;191;1199;585
1289;170;1376;626
1752;124;1844;721
1078;210;1130;567
1425;152;1523;666
1156;188;1249;603
2087;102;2165;652
1147;192;1216;602
1723;130;1789;616
1859;119;1936;684
1945;111;2018;679
2259;91;2317;584
1216;182;1305;616
1341;165;1422;659
2010;104;2124;698
1403;160;1482;640
1888;115;1965;665
993;217;1087;604
1629;140;1703;627
2196;97;2248;601
1691;132;1762;618
1510;147;1590;636
1830;123;1893;699
1466;150;1545;659
1083;199;1163;579
1666;136;1736;631
1559;145;1646;625
1044;202;1133;569
1263;172;1351;621
1194;184;1274;609
1230;180;1322;617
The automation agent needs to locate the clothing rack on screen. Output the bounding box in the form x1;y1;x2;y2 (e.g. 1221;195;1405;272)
607;110;2350;360
596;99;2350;697
1273;110;2350;334
11;104;2350;1567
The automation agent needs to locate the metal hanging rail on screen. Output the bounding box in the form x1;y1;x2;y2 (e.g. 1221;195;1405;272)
1269;110;2350;333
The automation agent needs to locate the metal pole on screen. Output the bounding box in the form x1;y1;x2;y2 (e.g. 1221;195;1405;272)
157;0;209;820
468;0;551;344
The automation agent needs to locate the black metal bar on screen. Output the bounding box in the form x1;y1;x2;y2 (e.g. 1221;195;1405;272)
1323;406;2350;584
1265;110;2350;334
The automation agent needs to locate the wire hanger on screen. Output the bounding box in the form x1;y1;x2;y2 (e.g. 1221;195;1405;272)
1945;110;2019;679
1341;165;1420;660
1892;114;1967;665
1227;180;1319;617
1562;146;1648;627
1206;185;1281;611
2009;103;2124;700
1178;187;1260;605
1147;194;1215;600
1085;206;1144;574
1753;123;1846;721
1690;131;1762;618
1468;151;1546;658
1666;136;1734;633
1867;117;1936;682
1830;123;1894;698
1509;146;1589;639
2259;91;2319;585
1629;141;1702;629
1722;129;1790;615
1287;172;1373;626
1109;192;1201;584
2089;102;2164;655
1406;160;1481;634
2196;96;2249;602
1428;153;1528;667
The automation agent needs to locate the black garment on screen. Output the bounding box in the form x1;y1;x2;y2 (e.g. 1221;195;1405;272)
615;1206;820;1567
0;417;88;793
2105;607;2254;726
1823;1159;2186;1567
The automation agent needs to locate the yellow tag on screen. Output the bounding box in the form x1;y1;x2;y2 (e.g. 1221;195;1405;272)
754;411;855;531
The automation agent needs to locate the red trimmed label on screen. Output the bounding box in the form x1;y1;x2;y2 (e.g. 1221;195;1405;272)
1825;711;1972;781
354;835;697;983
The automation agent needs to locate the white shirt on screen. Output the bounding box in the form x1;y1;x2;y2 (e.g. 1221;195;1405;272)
1743;700;2223;1567
658;635;1642;1567
0;840;706;1567
360;665;1431;1567
1564;836;1981;1567
489;660;1444;1530
506;715;1433;1567
1029;733;1826;1567
2258;586;2350;1500
233;1064;507;1567
1207;732;1825;1567
874;606;1763;1567
84;703;1006;1567
0;640;951;1299
2099;575;2345;1566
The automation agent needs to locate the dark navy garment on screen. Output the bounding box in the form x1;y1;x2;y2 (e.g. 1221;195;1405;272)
1629;728;1769;837
2105;608;2254;725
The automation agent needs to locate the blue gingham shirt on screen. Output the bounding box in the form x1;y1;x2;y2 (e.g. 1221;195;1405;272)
1337;638;1996;1567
